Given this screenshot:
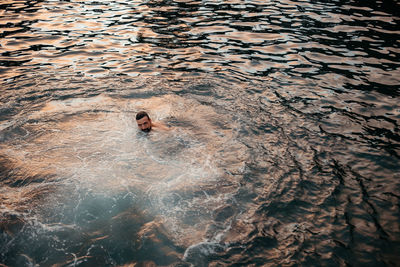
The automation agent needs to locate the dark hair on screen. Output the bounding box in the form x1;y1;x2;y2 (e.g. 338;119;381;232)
136;111;150;121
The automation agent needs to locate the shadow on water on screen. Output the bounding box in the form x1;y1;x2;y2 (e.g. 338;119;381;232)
1;188;184;266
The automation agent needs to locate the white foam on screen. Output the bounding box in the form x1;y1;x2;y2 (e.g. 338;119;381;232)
1;94;248;246
183;241;227;262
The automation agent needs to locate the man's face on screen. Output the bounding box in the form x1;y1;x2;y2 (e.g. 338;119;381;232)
136;116;152;132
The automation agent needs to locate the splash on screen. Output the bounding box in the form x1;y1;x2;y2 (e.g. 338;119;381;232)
0;93;247;265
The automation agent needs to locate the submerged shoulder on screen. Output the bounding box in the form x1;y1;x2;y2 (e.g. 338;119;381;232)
152;121;171;131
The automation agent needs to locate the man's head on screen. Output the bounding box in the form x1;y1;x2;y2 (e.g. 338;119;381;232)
136;111;152;132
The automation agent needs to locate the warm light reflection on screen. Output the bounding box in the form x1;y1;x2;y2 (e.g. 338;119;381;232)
1;0;399;265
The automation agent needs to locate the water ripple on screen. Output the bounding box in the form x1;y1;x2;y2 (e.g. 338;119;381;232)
1;0;399;266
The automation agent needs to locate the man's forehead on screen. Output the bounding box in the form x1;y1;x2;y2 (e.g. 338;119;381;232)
137;116;150;123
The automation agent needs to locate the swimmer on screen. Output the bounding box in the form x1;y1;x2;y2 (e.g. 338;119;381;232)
136;111;169;132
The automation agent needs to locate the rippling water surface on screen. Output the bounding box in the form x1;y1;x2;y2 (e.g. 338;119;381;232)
1;0;399;266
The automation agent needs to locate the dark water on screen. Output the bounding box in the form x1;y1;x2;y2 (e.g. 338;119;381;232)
1;0;399;266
